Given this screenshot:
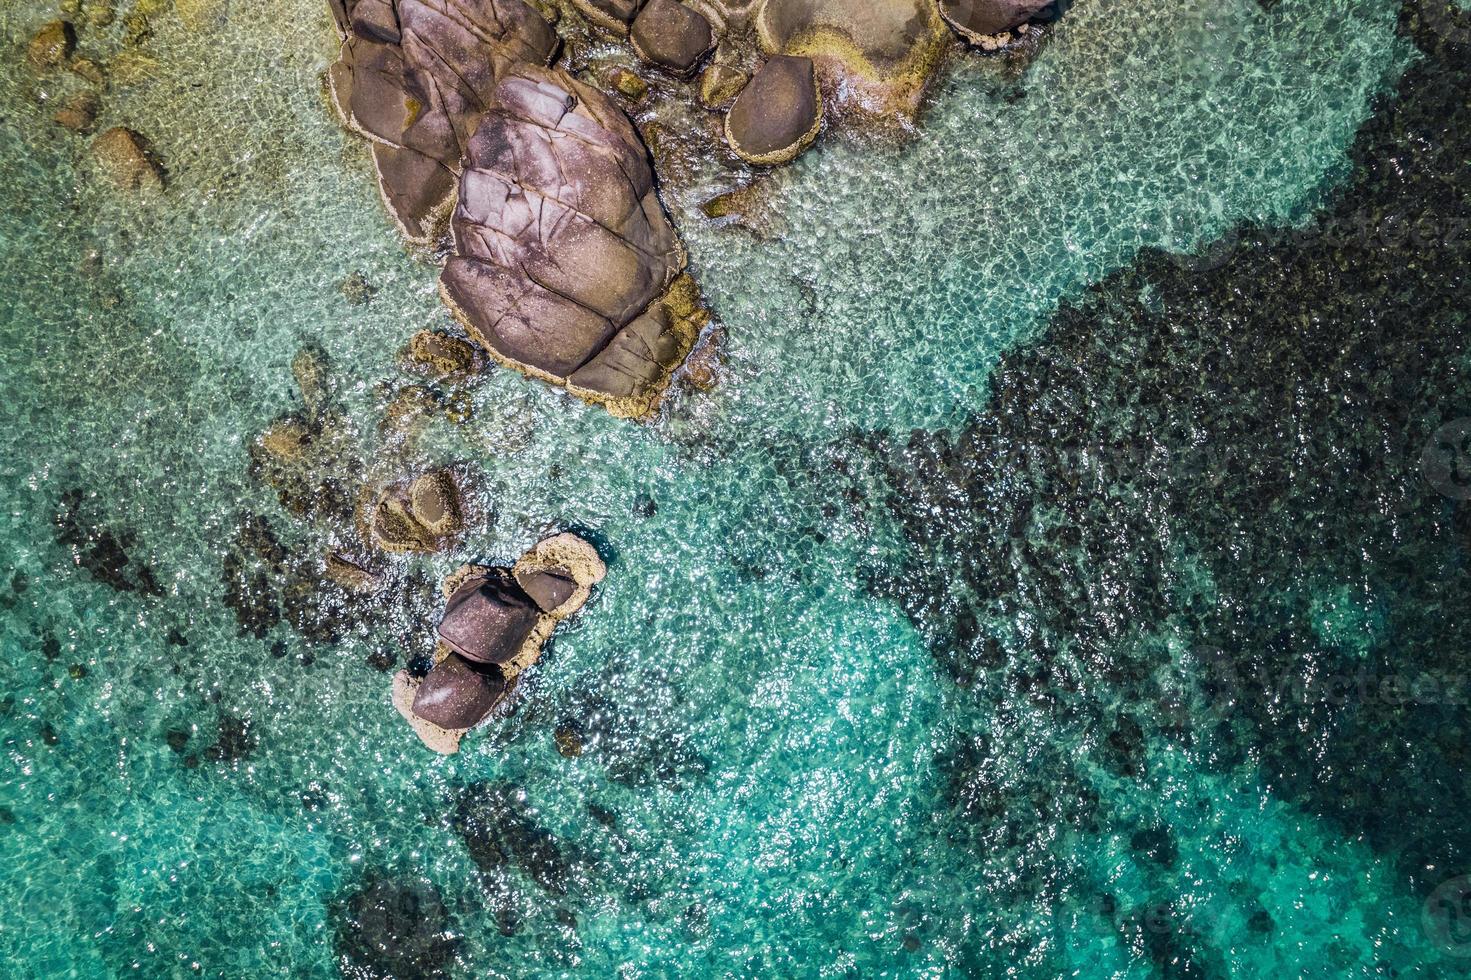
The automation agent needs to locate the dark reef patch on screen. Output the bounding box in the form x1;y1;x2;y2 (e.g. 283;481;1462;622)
334;874;459;980
862;0;1471;899
53;488;163;595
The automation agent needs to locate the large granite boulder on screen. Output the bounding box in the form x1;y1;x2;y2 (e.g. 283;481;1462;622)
724;55;821;165
938;0;1052;43
437;570;540;664
411;653;509;728
752;0;949;119
439;65;697;418
327;0;557;240
631;0;715;76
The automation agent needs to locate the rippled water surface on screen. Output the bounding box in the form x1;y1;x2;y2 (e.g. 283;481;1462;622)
2;0;1466;976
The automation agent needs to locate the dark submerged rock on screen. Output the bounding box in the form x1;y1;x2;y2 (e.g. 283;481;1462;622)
437;571;540;664
724;55;822;166
336;875;458;980
631;0;715;76
453;782;575;894
411;653;509;729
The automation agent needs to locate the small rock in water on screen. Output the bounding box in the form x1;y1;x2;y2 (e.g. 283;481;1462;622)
724;55;822;166
68;663;88;680
338;271;376;306
40;723;59;746
554;722;584;758
10;571;28;594
91;127;165;192
40;633;61;661
633;492;658;518
165;728;190;753
399;330;477;379
166;627;189;647
607;67;649;101
27;21;76;70
52;91;100;134
699;63;748;110
366;649;396;672
0;807;15;825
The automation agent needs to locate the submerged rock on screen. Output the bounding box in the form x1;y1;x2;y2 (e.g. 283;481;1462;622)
724;55;822;165
400;330;479;378
52;91;100;134
91;127;165;192
631;0;715;76
336;876;458;980
439;65;697;418
360;469;466;553
27;20;76;70
453;782;576;894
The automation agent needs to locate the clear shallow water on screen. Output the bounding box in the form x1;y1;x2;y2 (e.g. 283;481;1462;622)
0;0;1460;976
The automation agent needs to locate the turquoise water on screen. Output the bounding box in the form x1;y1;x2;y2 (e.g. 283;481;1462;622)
1;0;1465;976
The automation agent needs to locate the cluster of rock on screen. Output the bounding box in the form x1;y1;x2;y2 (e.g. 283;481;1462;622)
393;533;608;754
323;1;1066;415
327;0;709;418
27;9;169;189
574;0;1060;148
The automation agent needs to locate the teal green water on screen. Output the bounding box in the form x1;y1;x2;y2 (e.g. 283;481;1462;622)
0;0;1461;976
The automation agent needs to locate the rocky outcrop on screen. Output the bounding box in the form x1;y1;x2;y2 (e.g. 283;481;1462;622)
724;55;821;165
937;0;1051;47
439;65;701;418
392;533;607;753
327;0;558;241
631;0;715;75
752;0;950;120
358;469;466;553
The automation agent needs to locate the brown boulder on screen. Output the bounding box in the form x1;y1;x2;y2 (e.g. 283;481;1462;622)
514;567;579;613
28;20;76;69
938;0;1051;42
631;0;715;76
569;0;641;33
724;55;821;165
92;127;165;191
411;653;508;729
437;571;540;665
439;65;692;416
